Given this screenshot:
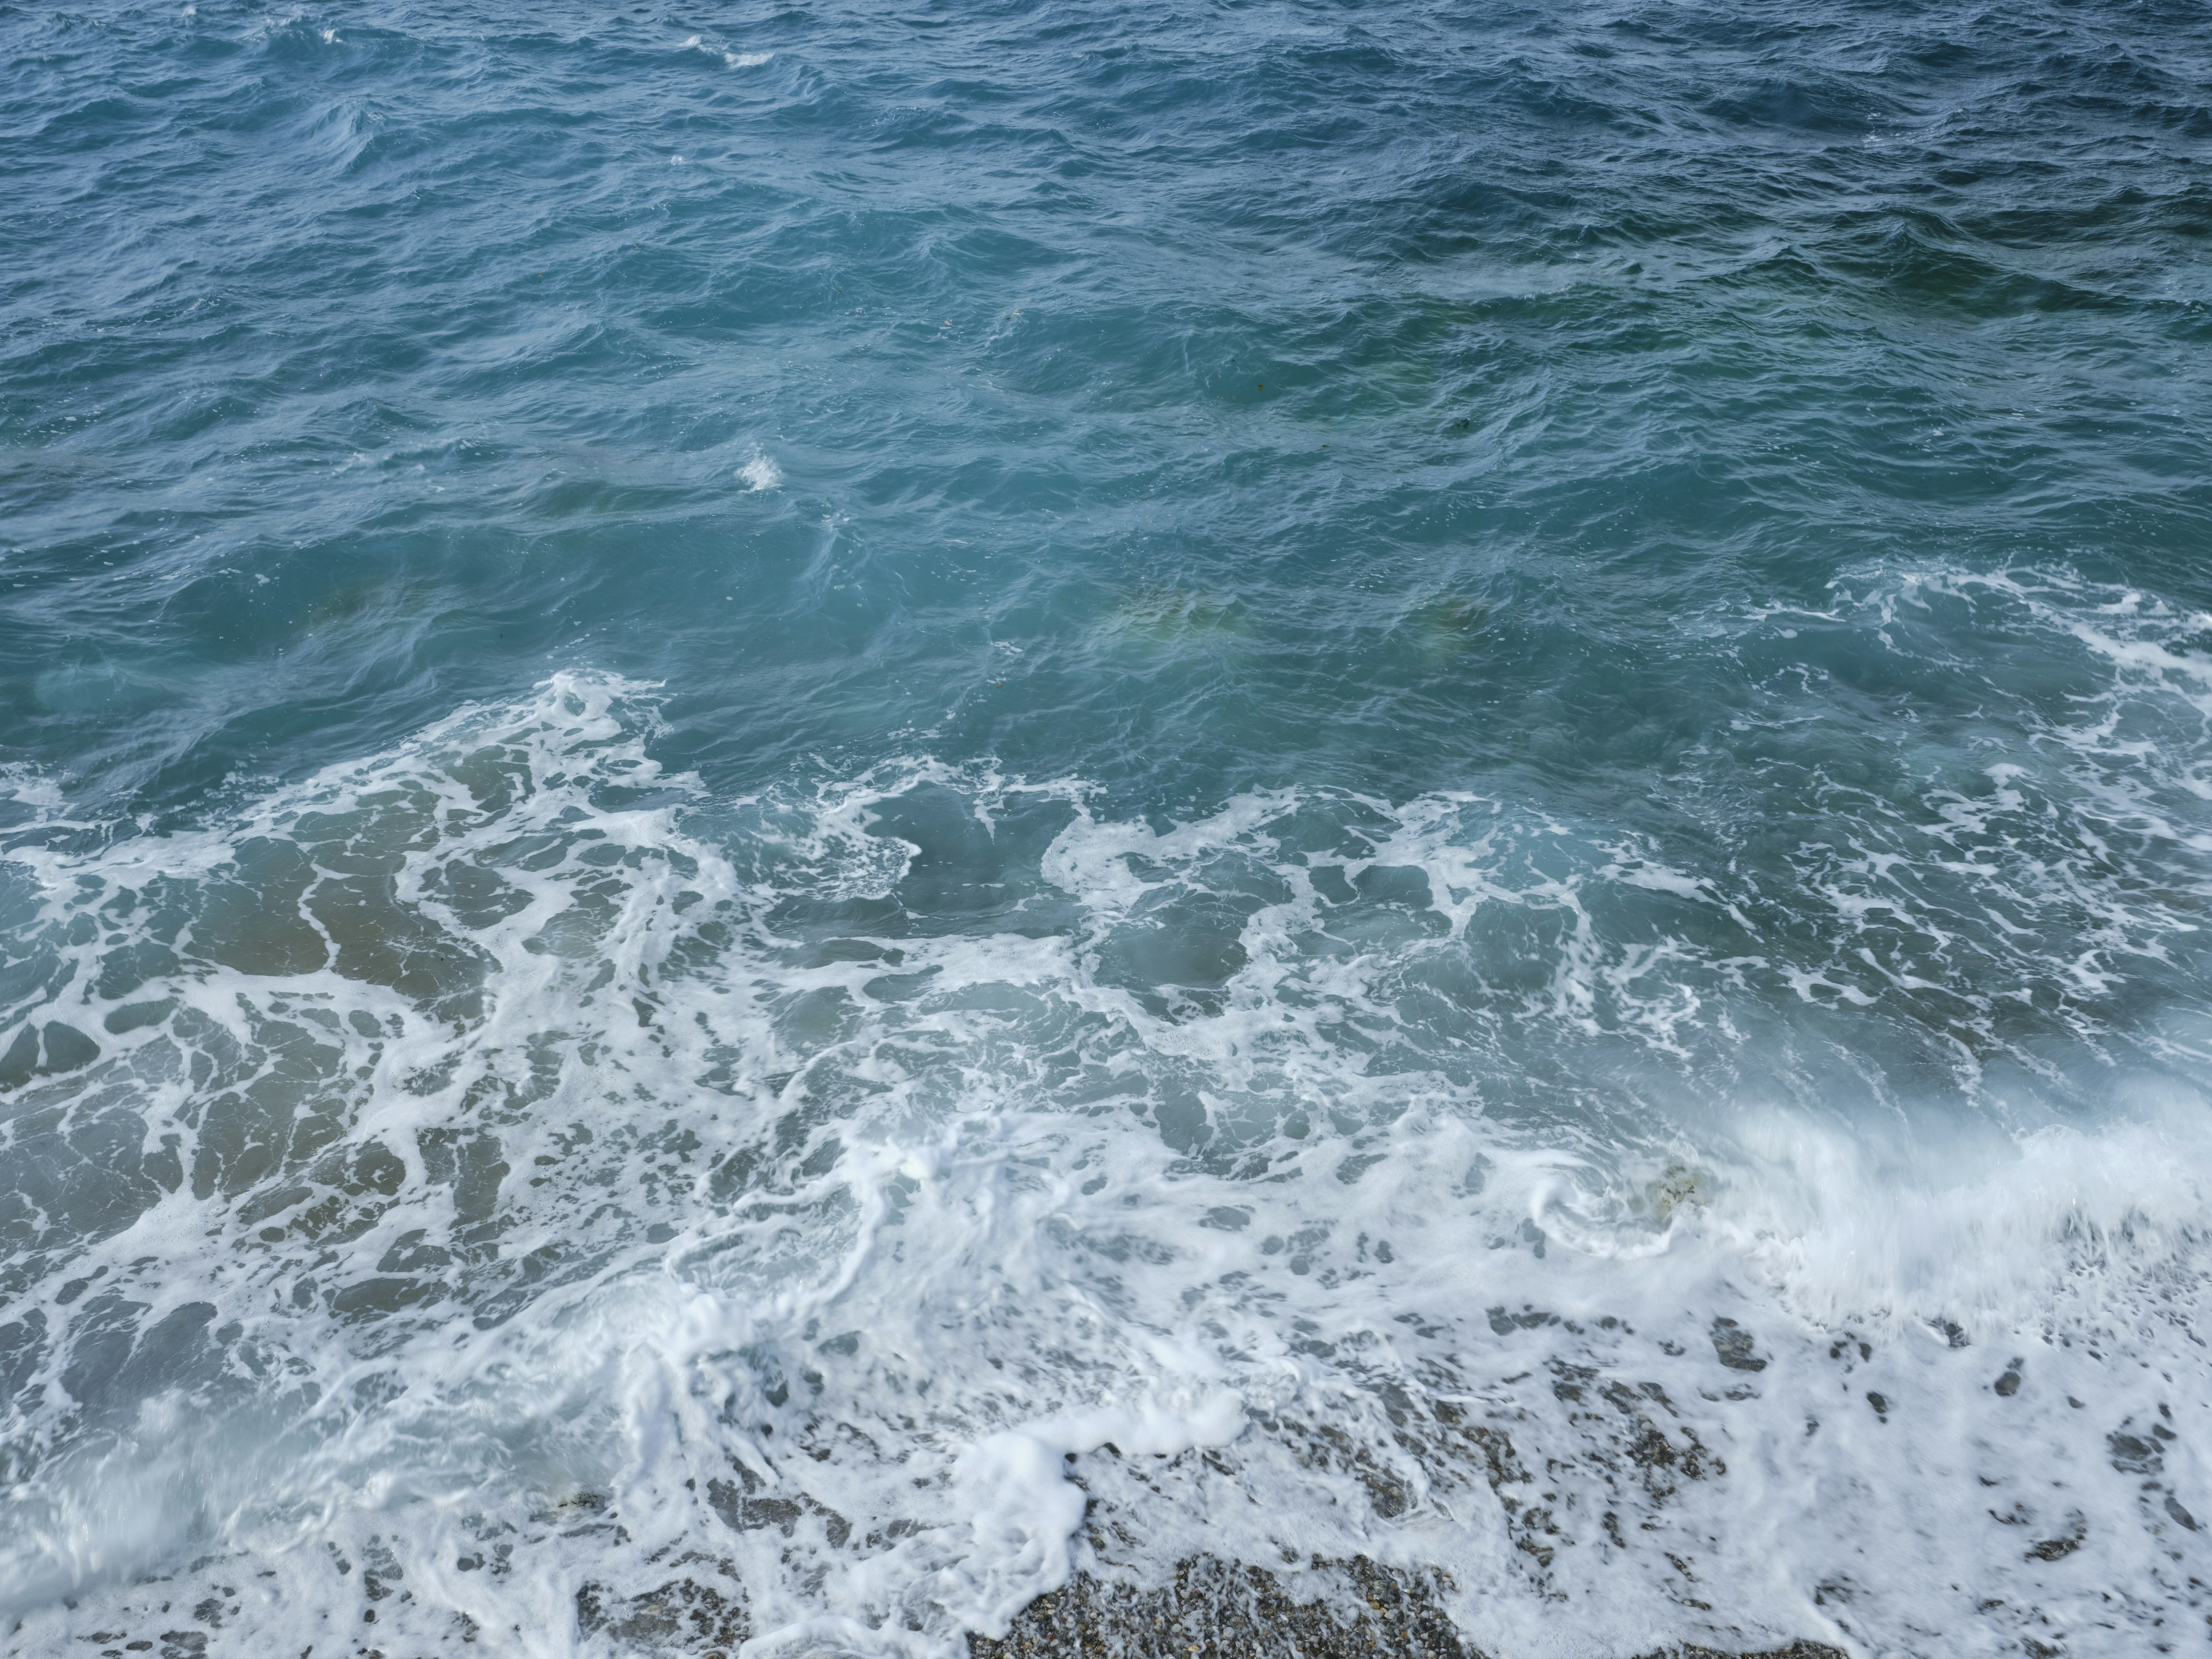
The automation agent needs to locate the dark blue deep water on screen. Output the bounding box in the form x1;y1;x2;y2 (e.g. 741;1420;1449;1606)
3;4;2211;1654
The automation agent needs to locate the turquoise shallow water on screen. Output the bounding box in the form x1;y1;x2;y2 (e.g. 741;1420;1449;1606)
4;3;2212;1654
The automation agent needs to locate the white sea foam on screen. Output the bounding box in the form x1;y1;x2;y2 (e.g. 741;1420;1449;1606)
687;35;772;70
0;764;65;812
1;602;2209;1655
738;453;782;491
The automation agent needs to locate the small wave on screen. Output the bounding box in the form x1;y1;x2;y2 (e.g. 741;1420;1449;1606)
686;33;772;70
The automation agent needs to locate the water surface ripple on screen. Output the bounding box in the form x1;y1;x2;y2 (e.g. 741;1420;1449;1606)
3;2;2210;1654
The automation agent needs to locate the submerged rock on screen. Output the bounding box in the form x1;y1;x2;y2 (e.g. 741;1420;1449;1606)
1400;596;1491;662
969;1555;1847;1659
1105;585;1251;646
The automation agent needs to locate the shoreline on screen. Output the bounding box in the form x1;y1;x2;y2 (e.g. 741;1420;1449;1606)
575;1552;1853;1659
23;1554;1850;1659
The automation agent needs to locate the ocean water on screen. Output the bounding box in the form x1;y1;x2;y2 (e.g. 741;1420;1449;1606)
3;1;2211;1654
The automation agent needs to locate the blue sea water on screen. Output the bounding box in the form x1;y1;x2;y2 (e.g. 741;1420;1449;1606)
3;1;2212;1652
